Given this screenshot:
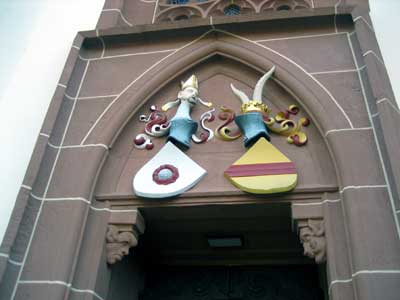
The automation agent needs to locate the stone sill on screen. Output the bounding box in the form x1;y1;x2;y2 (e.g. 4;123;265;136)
82;7;354;40
96;184;338;207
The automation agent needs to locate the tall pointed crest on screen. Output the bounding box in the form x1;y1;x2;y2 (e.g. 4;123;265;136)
252;66;275;102
230;83;250;104
230;66;276;113
181;75;198;90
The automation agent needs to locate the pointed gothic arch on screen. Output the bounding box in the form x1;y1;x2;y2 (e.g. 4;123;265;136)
3;7;399;298
82;30;352;152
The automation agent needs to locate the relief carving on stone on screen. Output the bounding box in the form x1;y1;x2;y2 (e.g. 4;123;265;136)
106;225;139;264
156;0;313;22
105;211;145;265
291;202;326;264
299;219;326;264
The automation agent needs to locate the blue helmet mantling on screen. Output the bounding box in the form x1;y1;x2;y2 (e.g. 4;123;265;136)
167;118;198;150
234;112;270;148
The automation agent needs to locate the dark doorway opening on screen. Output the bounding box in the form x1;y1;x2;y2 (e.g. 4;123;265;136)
139;265;324;300
107;203;328;299
136;203;307;266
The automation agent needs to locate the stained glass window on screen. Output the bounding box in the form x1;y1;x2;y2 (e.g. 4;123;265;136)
167;0;189;4
224;4;241;16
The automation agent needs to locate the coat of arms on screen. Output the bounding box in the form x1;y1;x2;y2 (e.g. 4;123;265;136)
133;66;309;198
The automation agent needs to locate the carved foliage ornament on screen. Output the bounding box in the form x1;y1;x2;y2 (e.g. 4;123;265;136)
299;219;326;264
219;66;301;194
133;75;210;198
216;104;310;146
216;77;310;148
132;67;311;198
134;76;215;151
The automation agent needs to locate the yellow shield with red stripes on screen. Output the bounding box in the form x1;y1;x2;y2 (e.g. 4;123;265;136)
224;138;297;194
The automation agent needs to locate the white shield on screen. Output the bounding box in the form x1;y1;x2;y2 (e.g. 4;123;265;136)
133;142;206;198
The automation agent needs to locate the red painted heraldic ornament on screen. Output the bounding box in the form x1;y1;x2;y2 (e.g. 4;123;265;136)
152;164;179;185
216;66;309;194
133;75;212;198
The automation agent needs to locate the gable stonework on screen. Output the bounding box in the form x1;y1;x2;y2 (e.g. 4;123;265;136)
1;0;400;299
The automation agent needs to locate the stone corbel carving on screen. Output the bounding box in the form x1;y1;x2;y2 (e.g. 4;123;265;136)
291;202;326;264
106;210;145;265
106;225;138;264
298;219;326;264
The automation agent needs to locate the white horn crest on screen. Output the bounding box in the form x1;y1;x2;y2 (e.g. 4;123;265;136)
252;66;276;102
230;83;250;104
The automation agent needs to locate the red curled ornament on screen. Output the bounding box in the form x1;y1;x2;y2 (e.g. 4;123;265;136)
152;164;179;185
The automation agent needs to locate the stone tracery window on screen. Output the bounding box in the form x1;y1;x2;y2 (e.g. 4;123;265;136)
156;0;312;22
166;0;207;3
261;0;312;12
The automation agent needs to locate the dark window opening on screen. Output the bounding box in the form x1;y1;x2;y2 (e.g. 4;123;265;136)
224;4;241;16
174;15;189;21
277;5;292;11
168;0;189;4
